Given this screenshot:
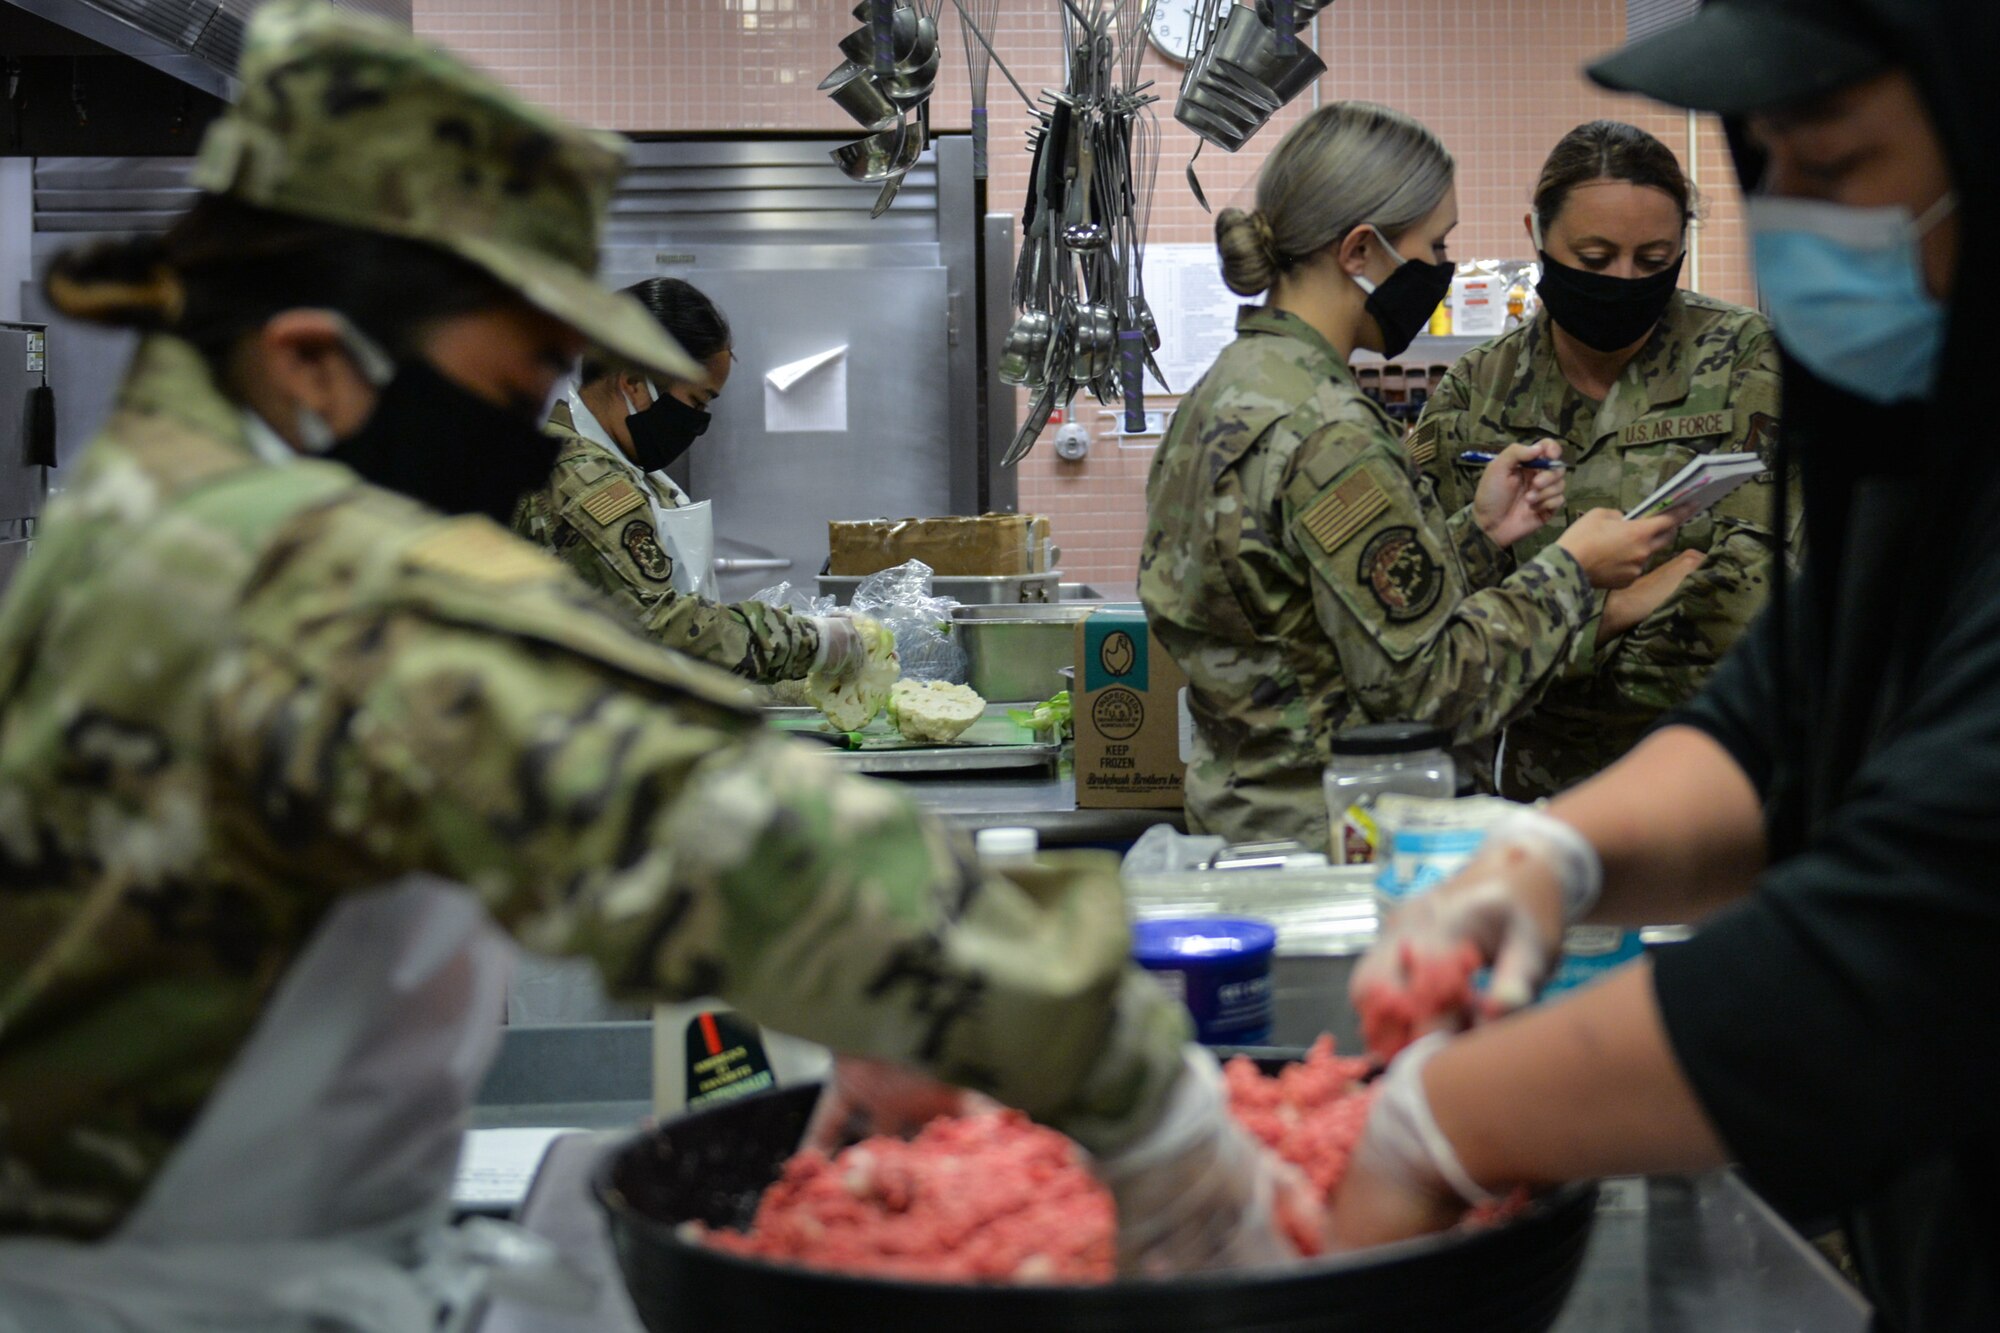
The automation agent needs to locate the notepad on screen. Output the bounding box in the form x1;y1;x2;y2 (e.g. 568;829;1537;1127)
1624;452;1767;521
452;1126;577;1210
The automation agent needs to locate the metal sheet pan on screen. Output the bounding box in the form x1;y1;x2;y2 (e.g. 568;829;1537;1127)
825;743;1061;775
763;705;1061;774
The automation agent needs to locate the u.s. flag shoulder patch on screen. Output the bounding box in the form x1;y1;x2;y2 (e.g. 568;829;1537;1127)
579;477;646;527
1300;469;1391;554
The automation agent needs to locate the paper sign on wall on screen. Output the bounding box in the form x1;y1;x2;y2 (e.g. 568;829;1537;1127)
1137;244;1242;396
764;345;848;433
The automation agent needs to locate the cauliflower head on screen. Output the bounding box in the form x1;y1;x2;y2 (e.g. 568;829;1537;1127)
887;680;988;743
807;615;900;730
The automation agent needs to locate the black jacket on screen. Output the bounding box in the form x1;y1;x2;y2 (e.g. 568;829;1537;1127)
1657;3;2000;1329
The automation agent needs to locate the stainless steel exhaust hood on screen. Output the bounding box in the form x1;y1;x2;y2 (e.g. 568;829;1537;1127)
1626;0;1699;41
1;0;409;102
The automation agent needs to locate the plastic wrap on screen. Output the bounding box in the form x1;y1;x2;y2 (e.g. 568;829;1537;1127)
750;580;838;619
845;560;968;684
756;563;968;691
1121;824;1228;876
751;580;843;709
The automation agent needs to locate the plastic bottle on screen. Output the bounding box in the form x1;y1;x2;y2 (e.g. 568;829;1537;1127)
650;1003;831;1117
1428;296;1452;337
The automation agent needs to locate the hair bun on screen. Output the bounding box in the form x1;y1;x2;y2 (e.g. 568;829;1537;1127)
1216;207;1281;297
1248;210;1279;261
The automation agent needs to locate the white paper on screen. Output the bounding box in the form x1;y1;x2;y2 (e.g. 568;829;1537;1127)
764;345;848;433
451;1126;577;1209
1624;452;1766;520
1451;274;1507;337
1138;243;1244;396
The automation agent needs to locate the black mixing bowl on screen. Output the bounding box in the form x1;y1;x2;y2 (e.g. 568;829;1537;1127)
593;1059;1597;1333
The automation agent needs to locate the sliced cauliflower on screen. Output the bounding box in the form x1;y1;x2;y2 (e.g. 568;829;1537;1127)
807;616;899;730
764;676;815;708
888;680;988;743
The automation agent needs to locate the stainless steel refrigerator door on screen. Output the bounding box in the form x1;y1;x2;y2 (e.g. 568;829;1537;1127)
682;266;952;607
0;326;50;594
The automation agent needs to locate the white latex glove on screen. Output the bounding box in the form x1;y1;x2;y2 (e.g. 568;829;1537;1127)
801;1055;998;1154
809;615;866;684
1352;808;1603;1022
1351;1033;1493;1207
1327;1033;1491;1251
1096;1047;1322;1275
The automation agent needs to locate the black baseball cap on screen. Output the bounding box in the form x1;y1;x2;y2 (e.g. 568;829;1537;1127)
1587;0;1894;116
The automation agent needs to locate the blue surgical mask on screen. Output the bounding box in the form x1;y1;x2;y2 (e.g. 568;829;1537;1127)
1746;192;1955;405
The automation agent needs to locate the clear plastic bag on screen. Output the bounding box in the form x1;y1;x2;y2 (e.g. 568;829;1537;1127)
1121;824;1228;876
750;579;837;619
845;560;968;685
751;580;843;708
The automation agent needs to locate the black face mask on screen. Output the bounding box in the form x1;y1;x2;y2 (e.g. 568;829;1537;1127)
325;360;560;525
625;388;710;473
1534;251;1684;353
1356;234;1456;360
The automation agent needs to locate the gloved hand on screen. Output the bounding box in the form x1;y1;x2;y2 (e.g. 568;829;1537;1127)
1352;808;1602;1026
1329;1032;1488;1250
802;1055;996;1154
809;615;867;685
1096;1047;1323;1275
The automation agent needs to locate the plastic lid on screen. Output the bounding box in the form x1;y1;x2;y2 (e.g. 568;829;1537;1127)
1326;721;1451;757
1130;917;1278;965
975;826;1040;859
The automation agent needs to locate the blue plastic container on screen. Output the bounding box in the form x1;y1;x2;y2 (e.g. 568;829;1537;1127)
1542;926;1647;997
1131;917;1277;1045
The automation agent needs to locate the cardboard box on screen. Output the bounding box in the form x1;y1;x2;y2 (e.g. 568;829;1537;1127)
1029;515;1053;573
827;514;1048;577
1075;608;1188;809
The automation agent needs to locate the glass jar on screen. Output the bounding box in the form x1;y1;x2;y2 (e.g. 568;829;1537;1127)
1323;722;1455;864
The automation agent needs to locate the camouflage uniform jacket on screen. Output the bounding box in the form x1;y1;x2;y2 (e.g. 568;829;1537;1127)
511;401;821;683
1415;292;1796;798
0;337;1188;1238
1138;306;1595;850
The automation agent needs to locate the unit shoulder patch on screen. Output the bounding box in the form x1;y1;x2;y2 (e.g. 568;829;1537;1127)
621;519;674;583
579;477;646;527
404;519;564;586
1358;525;1444;623
1299;468;1391;554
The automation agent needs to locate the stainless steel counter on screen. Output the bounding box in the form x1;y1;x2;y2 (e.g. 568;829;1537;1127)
894;768;1184;846
472;1138;1869;1333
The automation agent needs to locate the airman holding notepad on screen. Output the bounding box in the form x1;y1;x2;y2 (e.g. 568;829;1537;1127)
1416;121;1802;798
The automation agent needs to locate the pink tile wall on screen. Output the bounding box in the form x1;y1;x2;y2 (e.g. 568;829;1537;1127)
415;0;1756;587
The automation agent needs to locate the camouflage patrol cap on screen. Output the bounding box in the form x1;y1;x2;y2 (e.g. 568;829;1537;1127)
190;0;700;383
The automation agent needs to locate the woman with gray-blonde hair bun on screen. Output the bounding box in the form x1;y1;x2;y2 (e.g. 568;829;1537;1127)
1139;100;1692;848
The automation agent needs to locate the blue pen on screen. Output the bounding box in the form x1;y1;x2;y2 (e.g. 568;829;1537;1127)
1458;449;1565;470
